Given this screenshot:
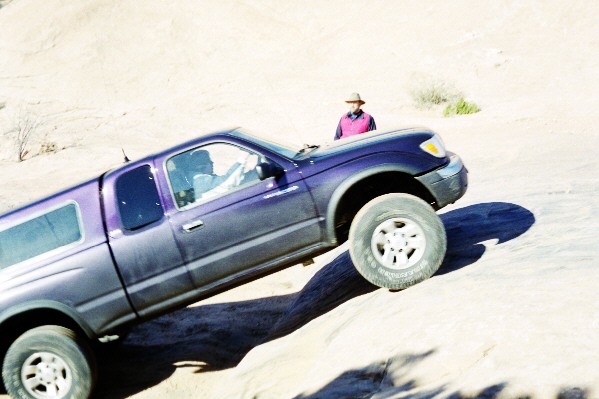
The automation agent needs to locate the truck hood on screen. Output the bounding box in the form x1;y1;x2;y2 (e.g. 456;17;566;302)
293;127;447;178
309;127;436;158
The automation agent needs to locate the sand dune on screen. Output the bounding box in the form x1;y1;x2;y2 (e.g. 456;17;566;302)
1;1;599;398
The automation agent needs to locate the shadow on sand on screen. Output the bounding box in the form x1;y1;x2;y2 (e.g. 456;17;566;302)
293;355;590;399
293;351;508;399
438;201;536;275
89;202;535;398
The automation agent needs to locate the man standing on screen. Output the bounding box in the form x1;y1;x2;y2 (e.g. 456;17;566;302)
334;93;377;140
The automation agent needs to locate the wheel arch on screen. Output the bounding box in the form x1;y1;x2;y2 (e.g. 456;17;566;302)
325;165;437;245
0;301;94;364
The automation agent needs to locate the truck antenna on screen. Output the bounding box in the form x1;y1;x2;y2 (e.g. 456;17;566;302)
122;148;130;163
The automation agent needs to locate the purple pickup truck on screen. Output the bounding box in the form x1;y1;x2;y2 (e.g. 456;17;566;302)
0;127;467;399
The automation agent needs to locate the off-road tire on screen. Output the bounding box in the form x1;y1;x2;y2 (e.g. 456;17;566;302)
2;325;96;399
349;193;446;290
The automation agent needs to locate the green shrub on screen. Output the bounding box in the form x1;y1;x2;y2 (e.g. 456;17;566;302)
443;97;480;117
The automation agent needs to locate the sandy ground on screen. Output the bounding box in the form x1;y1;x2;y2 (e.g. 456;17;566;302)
1;1;599;398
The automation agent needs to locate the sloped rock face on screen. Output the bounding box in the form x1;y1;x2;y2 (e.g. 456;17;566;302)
268;248;377;341
211;201;598;397
1;1;599;399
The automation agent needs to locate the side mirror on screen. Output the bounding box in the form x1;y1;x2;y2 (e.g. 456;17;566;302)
256;161;284;180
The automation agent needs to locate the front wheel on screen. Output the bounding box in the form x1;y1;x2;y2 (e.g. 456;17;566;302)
349;193;447;290
2;325;96;399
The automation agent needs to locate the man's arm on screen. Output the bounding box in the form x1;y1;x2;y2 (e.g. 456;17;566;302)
213;153;258;191
368;115;377;131
334;118;343;140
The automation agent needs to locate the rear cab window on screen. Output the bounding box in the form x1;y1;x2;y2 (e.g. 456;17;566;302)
0;202;83;269
116;165;164;230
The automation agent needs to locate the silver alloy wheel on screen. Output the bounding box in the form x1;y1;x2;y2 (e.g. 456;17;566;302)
21;352;73;399
370;217;426;269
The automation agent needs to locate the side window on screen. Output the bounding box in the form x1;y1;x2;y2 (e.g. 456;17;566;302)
116;165;164;230
0;203;83;269
167;143;261;208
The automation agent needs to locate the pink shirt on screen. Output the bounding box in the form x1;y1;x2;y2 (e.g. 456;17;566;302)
338;112;373;139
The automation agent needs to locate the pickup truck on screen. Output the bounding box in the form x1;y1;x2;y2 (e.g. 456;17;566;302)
0;127;467;399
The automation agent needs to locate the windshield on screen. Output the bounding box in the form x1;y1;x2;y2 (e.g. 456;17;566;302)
233;129;318;159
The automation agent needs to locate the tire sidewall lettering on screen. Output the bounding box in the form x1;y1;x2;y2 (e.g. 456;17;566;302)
348;194;447;290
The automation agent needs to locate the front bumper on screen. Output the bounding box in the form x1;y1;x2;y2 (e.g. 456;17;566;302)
416;153;468;209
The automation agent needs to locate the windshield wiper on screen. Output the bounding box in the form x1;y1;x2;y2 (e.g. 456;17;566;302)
299;144;320;154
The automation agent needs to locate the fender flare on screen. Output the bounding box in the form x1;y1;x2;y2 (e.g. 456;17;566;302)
324;164;424;244
0;300;95;339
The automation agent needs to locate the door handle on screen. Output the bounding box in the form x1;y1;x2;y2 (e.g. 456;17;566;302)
183;219;204;232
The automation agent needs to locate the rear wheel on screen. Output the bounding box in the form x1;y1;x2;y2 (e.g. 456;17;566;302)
2;325;96;399
349;193;446;290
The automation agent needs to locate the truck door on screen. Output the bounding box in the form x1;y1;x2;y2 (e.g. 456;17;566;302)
102;163;195;318
160;141;321;289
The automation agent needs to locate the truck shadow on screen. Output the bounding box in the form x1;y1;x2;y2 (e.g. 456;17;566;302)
438;201;535;275
93;201;534;399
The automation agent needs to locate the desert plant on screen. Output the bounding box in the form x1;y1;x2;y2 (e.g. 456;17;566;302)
443;97;481;117
3;105;43;162
410;78;462;109
39;141;58;154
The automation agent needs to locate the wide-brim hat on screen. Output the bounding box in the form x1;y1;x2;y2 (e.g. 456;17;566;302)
345;92;365;105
